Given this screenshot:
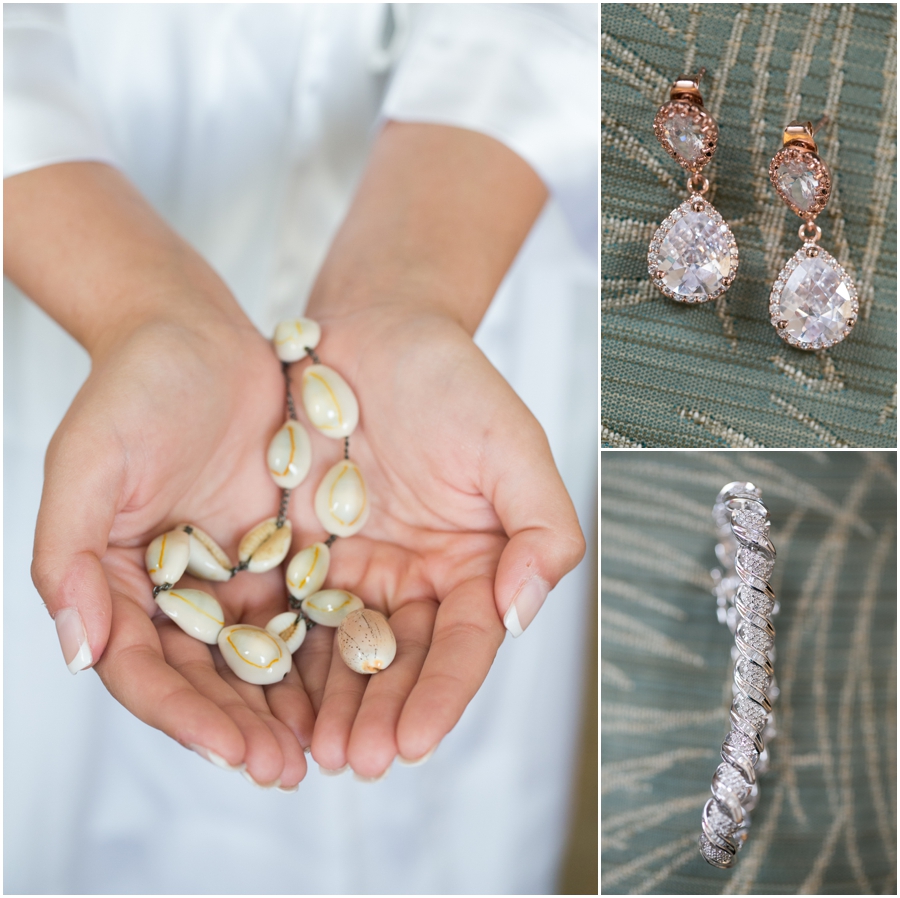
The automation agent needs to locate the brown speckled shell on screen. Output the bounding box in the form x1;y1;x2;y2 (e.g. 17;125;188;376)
337;609;397;674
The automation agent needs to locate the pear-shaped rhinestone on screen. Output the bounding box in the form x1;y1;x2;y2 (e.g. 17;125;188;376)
653;99;718;172
648;198;738;303
769;247;858;349
775;157;819;213
769;146;831;217
662;114;706;166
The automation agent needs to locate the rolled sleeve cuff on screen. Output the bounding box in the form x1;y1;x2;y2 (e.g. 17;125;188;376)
380;4;597;253
4;4;117;178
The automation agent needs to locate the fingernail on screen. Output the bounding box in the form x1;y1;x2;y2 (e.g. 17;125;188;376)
303;745;311;754
55;607;93;673
503;577;550;638
241;769;280;789
188;744;243;772
398;744;438;767
319;763;349;777
276;783;300;793
353;767;390;783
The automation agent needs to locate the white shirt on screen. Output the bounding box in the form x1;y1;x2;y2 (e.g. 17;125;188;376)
3;4;597;893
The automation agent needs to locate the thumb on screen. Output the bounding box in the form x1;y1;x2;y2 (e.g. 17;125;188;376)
32;420;123;673
487;412;586;637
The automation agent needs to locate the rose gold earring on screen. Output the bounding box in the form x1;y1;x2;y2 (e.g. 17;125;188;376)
648;68;739;304
768;117;859;350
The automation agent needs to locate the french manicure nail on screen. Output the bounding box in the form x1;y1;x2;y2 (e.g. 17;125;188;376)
55;606;93;674
503;576;550;638
353;767;390;783
188;744;243;772
241;769;280;789
398;744;438;767
319;763;349;777
276;783;300;793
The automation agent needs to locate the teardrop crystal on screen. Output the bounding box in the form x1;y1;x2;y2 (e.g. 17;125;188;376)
769;146;830;218
662;114;706;166
648;198;739;303
775;157;819;213
769;246;858;349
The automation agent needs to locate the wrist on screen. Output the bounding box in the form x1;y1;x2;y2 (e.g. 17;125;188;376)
4;162;254;359
305;269;475;336
85;273;252;364
304;122;547;337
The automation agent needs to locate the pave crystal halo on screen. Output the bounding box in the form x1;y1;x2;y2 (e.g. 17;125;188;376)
769;145;831;218
649;68;738;304
768;117;858;350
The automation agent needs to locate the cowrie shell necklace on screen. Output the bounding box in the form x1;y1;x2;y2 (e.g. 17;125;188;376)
143;317;396;684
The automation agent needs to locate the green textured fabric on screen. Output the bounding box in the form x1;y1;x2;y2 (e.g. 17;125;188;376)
601;4;897;448
601;450;897;894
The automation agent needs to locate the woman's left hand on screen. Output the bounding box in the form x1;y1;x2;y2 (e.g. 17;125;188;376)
288;305;585;778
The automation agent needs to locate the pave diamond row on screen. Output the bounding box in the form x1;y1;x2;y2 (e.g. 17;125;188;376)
701;482;778;869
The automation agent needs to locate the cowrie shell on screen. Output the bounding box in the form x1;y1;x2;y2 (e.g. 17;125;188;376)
156;588;225;644
267;420;312;489
179;524;233;581
238;518;292;573
314;460;370;537
266;611;307;653
145;528;191;587
285;542;330;600
301;364;359;439
337;609;396;674
273;318;321;363
301;589;364;627
217;624;292;685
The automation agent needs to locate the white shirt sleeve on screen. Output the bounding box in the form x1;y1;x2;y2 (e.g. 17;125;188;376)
380;3;598;255
3;3;118;178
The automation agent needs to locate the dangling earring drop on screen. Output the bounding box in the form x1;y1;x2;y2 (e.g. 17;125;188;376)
768;117;858;350
648;69;739;303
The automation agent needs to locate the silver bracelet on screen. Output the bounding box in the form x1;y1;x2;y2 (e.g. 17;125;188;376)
699;482;780;868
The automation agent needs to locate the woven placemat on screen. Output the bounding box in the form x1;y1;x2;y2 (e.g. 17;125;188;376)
601;450;897;894
601;3;897;448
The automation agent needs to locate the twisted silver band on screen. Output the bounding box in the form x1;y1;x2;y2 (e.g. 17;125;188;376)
699;482;780;868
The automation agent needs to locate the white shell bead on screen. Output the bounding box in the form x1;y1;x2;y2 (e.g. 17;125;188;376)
145;528;191;586
301;589;364;627
238;518;292;573
314;460;370;537
301;364;359;438
273;318;321;363
180;524;233;582
285;542;330;600
217;624;292;685
267;419;312;489
156;588;225;644
266;611;307;653
338;609;396;674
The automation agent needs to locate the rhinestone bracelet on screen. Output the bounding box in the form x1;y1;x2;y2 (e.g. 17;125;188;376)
142;317;396;683
699;481;779;868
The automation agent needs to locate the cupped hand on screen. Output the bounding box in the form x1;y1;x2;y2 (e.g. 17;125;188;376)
288;306;586;777
32;311;314;788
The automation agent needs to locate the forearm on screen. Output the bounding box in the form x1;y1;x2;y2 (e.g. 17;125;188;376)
306;121;547;335
3;162;250;359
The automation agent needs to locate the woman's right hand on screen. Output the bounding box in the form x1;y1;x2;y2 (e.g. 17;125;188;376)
4;161;319;788
31;311;316;788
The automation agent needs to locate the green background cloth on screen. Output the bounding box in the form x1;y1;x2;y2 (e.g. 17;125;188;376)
601;450;897;894
601;4;897;448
